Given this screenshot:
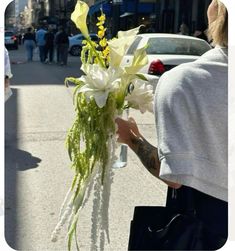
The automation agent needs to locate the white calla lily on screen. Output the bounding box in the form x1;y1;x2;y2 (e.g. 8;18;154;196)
117;26;142;38
108;25;142;67
71;1;89;38
78;64;125;108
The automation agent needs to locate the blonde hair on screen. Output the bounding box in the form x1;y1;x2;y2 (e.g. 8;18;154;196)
207;0;228;47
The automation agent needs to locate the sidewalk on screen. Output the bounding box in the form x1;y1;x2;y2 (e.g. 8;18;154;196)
5;45;167;251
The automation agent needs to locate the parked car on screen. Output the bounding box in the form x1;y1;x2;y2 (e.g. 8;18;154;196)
121;33;211;78
5;31;18;50
69;33;99;56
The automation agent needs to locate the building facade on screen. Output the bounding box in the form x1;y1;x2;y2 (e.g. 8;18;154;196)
97;0;211;35
84;0;211;36
5;1;16;30
5;0;211;35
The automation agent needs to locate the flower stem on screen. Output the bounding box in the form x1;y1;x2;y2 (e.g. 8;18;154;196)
86;38;106;68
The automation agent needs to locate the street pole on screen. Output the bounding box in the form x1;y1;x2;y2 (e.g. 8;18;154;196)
134;0;138;27
63;0;67;18
154;0;159;32
112;0;123;37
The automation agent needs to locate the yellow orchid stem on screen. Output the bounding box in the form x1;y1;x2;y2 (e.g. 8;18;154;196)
86;38;106;68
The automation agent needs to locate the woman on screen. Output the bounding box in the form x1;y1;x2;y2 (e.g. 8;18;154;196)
116;0;228;249
23;27;36;62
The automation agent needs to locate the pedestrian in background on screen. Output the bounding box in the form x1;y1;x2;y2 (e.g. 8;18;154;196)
5;47;13;101
56;27;69;66
116;0;228;249
54;26;62;64
23;27;36;62
18;33;22;45
36;25;47;63
44;27;55;64
193;23;208;42
178;21;189;35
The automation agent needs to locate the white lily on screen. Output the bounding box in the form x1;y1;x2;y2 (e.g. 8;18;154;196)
126;79;154;113
71;1;89;38
108;26;142;67
77;64;125;108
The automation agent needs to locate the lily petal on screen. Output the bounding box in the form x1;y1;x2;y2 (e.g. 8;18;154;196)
71;1;89;38
93;90;109;108
108;26;142;67
117;25;143;38
126;79;154;113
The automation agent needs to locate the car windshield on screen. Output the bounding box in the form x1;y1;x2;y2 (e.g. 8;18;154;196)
73;35;85;40
127;37;210;56
5;32;14;36
73;34;97;40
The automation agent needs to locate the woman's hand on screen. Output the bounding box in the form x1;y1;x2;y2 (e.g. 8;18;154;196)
5;77;10;91
115;117;181;189
115;117;142;150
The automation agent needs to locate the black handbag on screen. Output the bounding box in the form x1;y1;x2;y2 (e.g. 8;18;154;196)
128;205;227;250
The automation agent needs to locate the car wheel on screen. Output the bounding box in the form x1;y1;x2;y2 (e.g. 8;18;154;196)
70;45;82;56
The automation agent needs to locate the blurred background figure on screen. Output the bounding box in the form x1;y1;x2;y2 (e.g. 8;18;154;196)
56;27;69;66
44;27;55;64
23;27;36;62
4;47;13;101
54;26;62;64
178;22;189;35
36;25;47;63
18;33;22;45
193;23;208;42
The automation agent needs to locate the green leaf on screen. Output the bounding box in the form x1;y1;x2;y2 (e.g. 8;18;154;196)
65;77;82;86
135;73;148;81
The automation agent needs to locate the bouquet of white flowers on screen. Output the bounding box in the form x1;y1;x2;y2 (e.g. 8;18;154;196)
51;1;154;250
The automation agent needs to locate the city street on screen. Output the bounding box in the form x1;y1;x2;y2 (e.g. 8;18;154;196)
5;45;167;251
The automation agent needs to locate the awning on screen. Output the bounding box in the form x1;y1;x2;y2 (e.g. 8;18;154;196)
88;1;109;16
120;12;134;18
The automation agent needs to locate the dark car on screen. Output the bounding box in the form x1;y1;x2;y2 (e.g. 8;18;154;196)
5;31;18;49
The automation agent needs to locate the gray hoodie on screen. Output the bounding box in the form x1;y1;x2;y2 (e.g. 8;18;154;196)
154;47;228;201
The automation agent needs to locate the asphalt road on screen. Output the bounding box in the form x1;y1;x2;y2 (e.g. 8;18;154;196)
5;45;167;251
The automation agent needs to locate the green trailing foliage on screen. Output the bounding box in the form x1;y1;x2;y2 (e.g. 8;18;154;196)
64;78;117;250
